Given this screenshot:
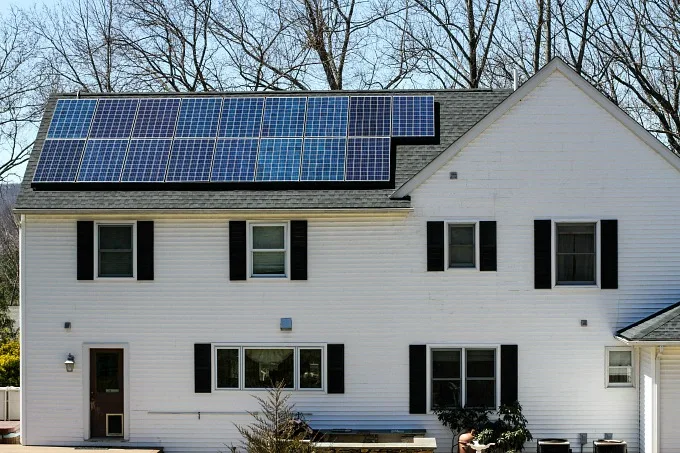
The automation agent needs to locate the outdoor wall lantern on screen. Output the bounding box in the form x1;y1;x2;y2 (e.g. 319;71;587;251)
64;353;75;372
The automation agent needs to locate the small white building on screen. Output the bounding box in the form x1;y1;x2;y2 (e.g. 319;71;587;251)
16;59;680;452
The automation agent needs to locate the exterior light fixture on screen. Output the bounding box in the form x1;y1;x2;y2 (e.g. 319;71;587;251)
65;353;75;372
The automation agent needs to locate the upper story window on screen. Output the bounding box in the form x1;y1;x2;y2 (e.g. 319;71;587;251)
556;223;596;285
250;224;287;277
448;224;476;268
431;347;496;410
606;347;634;387
98;224;134;278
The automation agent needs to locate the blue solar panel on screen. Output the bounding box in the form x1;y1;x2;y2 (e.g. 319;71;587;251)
175;98;222;138
77;139;129;182
89;99;139;138
348;96;391;137
261;98;306;137
121;139;172;182
33;139;86;182
305;97;348;137
47;100;97;138
219;98;264;138
255;138;302;181
392;96;435;137
132;98;180;138
301;138;345;181
166;139;215;182
211;139;258;182
346;137;390;181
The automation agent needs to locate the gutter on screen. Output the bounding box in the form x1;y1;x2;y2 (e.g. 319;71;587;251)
614;335;680;346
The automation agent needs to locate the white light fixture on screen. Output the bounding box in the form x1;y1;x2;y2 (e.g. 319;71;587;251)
65;353;75;372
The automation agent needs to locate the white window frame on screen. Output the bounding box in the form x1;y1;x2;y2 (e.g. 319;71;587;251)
94;221;137;280
427;344;500;412
213;344;325;392
248;222;289;279
551;219;601;288
445;221;480;271
605;346;635;388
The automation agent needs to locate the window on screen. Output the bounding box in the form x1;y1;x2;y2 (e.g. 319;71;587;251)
556;223;595;285
251;224;287;277
215;346;323;391
606;348;633;387
448;224;475;268
98;224;134;278
431;348;496;409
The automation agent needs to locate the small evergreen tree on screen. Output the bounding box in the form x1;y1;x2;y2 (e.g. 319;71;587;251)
235;381;315;453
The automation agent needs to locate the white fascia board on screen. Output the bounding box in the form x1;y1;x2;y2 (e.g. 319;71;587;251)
392;57;680;199
615;336;680;346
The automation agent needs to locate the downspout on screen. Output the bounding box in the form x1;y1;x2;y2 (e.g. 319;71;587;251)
18;215;26;442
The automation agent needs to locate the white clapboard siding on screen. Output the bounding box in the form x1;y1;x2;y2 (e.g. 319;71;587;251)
660;347;680;452
21;71;680;453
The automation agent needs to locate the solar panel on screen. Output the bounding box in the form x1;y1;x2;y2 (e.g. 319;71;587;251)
77;139;129;182
132;98;180;138
301;138;345;181
305;97;348;137
121;139;172;182
261;97;306;137
219;98;264;138
33;139;86;182
165;139;215;182
348;96;391;137
211;139;259;182
175;98;222;138
255;138;302;181
47;99;97;138
89;99;139;138
392;96;435;137
346;137;390;181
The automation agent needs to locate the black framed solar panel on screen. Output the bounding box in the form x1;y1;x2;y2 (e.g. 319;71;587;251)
33;94;434;185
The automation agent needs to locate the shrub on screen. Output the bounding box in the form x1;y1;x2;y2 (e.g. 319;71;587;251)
0;340;19;386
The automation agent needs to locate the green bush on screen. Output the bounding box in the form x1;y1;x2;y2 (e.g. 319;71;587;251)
0;340;19;386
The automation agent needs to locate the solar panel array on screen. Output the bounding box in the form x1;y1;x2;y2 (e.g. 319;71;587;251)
34;95;435;184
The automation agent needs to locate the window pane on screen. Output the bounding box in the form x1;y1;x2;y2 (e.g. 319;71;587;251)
96;352;120;393
449;225;475;268
299;349;322;389
433;350;461;379
244;349;294;388
557;255;595;282
432;379;461;409
99;225;133;250
99;251;133;277
608;366;632;384
466;379;495;408
610;350;632;366
466;349;495;378
253;226;285;249
216;349;239;388
450;225;474;245
252;251;285;275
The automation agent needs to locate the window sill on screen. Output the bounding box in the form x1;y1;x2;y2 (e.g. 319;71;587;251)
93;277;137;282
554;284;599;289
606;383;635;389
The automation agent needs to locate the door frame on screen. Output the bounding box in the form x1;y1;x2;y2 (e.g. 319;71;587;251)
82;343;130;441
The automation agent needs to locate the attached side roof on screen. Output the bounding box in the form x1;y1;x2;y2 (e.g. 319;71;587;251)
616;301;680;342
392;58;680;198
15;89;510;212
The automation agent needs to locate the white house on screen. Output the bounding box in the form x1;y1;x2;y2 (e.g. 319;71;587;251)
16;58;680;453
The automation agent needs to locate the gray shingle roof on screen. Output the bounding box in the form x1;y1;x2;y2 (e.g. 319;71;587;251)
616;301;680;342
16;89;511;211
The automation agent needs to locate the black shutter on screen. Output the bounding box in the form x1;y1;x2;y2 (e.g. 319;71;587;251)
137;221;154;280
290;220;308;280
194;343;211;393
77;221;94;280
229;221;247;281
427;221;445;272
534;220;552;289
601;220;618;289
327;344;344;394
479;221;497;272
500;345;518;406
409;345;427;414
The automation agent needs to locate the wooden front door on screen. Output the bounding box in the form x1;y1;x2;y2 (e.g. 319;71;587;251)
90;349;124;438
